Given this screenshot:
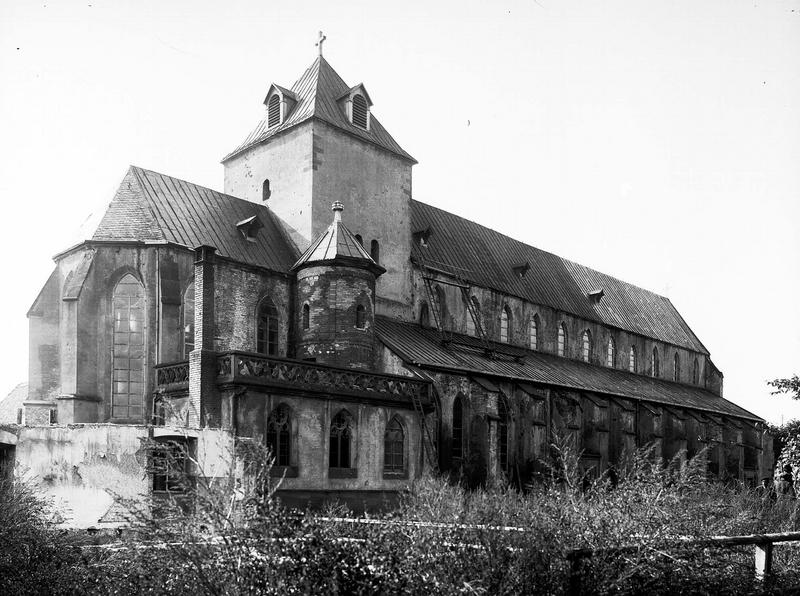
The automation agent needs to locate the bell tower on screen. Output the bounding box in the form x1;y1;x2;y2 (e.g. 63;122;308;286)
222;46;416;319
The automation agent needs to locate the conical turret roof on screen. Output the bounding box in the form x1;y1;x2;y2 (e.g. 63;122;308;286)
291;201;386;276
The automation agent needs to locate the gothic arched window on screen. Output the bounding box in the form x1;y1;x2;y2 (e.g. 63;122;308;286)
267;405;291;467
673;353;681;382
452;395;464;461
652;347;660;378
606;337;615;368
419;302;430;327
112;273;146;419
267;94;281;128
183;282;194;358
383;417;405;474
529;314;539;350
352;94;368;129
329;410;353;469
256;297;279;356
302;303;310;330
498;398;509;473
355;304;366;329
370;239;380;264
629;346;637;373
693;358;700;385
500;305;511;343
558;323;567;357
581;330;592;362
435;286;447;329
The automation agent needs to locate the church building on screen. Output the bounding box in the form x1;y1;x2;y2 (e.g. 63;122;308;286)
4;46;770;525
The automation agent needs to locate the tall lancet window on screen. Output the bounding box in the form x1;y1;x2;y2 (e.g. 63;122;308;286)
558;324;567;357
500;306;511;343
112;274;146;419
652;347;660;378
183;282;194;358
529;314;539;350
673;353;681;382
606;337;615;367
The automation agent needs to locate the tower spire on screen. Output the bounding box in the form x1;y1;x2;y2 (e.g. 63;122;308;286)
316;31;327;57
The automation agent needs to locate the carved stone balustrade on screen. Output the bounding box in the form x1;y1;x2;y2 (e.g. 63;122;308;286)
154;360;190;392
216;351;432;407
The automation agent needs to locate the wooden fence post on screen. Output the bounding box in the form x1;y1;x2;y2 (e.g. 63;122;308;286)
754;541;773;581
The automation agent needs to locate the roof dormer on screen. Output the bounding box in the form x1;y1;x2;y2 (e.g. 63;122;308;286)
236;215;263;242
338;83;373;131
263;84;298;129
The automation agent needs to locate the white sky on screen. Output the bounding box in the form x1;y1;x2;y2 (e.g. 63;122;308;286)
1;0;798;424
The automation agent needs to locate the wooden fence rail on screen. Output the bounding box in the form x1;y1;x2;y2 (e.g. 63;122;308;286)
566;530;800;595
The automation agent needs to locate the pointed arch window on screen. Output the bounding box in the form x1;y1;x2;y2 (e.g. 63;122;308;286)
352;94;368;129
183;282;194;358
693;358;700;385
452;395;464;461
435;286;447;328
558;324;567;357
302;303;310;330
606;337;615;368
673;353;681;382
370;239;380;264
500;306;511;343
419;302;430;327
383;417;405;475
629;346;637;373
498;398;509;473
329;410;353;469
581;330;592;362
112;274;146;419
355;304;366;329
267;405;291;467
651;347;660;378
256;297;279;356
267;94;281;128
529;314;539;350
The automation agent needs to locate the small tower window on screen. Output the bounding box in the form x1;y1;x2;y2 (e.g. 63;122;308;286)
355;234;363;246
606;337;615;368
581;330;592;362
267;94;281;128
302;303;310;330
673;353;681;382
262;179;271;202
370;239;380;264
558;324;567;357
355;304;366;329
629;346;637;373
352;94;368;129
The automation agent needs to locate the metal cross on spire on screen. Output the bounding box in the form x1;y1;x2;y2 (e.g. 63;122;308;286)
316;31;327;56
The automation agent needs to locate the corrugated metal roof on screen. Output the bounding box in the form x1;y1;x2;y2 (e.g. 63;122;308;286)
92;166;299;272
376;317;760;422
222;56;415;164
291;203;383;273
410;200;708;354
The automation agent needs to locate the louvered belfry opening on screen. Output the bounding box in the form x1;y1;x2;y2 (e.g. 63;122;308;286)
352;94;368;129
267;94;281;128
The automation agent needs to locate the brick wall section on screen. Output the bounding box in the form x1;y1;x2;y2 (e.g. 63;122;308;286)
296;264;376;369
190;246;220;427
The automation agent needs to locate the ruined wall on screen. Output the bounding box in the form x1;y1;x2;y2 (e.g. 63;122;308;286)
14;424;233;528
234;391;421;493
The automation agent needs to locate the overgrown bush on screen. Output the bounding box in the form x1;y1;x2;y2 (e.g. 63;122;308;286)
5;437;800;594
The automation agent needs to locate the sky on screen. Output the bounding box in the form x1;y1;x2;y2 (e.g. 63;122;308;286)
1;0;798;424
